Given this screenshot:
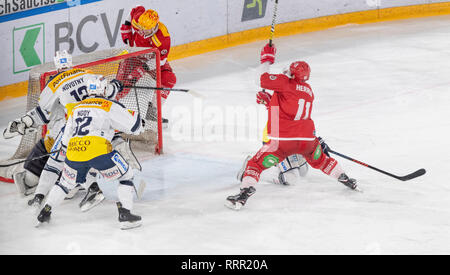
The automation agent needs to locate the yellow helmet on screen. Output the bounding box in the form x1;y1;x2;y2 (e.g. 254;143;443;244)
132;9;159;31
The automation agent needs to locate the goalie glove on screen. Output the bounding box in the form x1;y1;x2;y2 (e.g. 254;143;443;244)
3;115;34;139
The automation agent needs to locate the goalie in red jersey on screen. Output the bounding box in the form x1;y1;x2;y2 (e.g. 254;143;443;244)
226;43;359;210
118;5;176;124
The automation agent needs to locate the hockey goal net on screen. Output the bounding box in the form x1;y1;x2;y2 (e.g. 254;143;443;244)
0;47;163;183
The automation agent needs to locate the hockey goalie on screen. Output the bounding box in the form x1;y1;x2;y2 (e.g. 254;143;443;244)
2;51;126;212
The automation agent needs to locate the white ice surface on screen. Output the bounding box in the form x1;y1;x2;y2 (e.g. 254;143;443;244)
1;16;450;254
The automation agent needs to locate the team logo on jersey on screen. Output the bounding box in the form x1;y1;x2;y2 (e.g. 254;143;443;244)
262;154;279;168
161;49;168;56
313;145;322;160
100;167;122;180
48;68;86;92
112;153;129;174
269;75;277;80
62;166;77;185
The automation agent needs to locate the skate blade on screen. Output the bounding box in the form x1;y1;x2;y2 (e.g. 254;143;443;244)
80;194;105;212
120;220;142;230
353;186;363;193
34;220;49;228
224;200;243;211
272;179;290;186
28;203;43;216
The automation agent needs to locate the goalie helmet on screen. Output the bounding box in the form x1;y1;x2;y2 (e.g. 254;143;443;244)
54;50;73;71
288;61;311;82
132;9;159;38
86;75;108;98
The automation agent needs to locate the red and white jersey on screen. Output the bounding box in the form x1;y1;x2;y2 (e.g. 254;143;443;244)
261;72;316;140
127;6;171;65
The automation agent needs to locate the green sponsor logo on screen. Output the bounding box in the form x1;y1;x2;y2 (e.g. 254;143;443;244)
262;154;279;168
313;145;322;160
242;0;268;22
13;23;45;74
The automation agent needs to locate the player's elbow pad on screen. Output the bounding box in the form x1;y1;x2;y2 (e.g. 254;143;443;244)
106;79;123;99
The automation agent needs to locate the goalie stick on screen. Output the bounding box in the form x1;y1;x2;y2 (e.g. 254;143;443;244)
328;149;426;181
0;150;61;168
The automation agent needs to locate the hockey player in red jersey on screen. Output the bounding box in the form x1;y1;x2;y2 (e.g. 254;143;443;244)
118;6;176;124
226;43;358;210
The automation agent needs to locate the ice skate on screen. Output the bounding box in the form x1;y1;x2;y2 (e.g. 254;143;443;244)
338;173;360;191
79;182;105;212
225;186;256;210
35;204;52;227
28;193;44;211
117;202;142;230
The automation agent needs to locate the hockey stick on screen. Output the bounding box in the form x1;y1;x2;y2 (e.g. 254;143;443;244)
131;87;143;198
0;149;61;168
269;0;279;47
328;149;426;181
262;0;279;94
124;85;204;98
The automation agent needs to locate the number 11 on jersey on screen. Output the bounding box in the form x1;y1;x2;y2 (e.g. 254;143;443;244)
294;99;311;121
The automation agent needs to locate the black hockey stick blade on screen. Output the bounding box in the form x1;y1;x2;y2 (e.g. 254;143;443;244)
396;168;426;181
329;149;426;182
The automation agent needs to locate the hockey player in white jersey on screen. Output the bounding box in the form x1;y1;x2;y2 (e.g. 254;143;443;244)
37;75;144;229
3;50;123;211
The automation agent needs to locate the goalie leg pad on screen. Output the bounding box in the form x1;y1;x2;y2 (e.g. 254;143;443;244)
24;139;50;177
13;171;39;196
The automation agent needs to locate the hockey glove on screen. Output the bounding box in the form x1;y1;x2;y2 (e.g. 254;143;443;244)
318;137;330;157
256;91;272;109
260;43;276;64
120;24;134;47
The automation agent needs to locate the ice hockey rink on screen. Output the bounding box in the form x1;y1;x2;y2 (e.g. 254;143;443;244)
1;15;450;255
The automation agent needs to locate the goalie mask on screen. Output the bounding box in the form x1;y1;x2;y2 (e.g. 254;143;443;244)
87;75;107;98
132;9;159;38
54;50;73;71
